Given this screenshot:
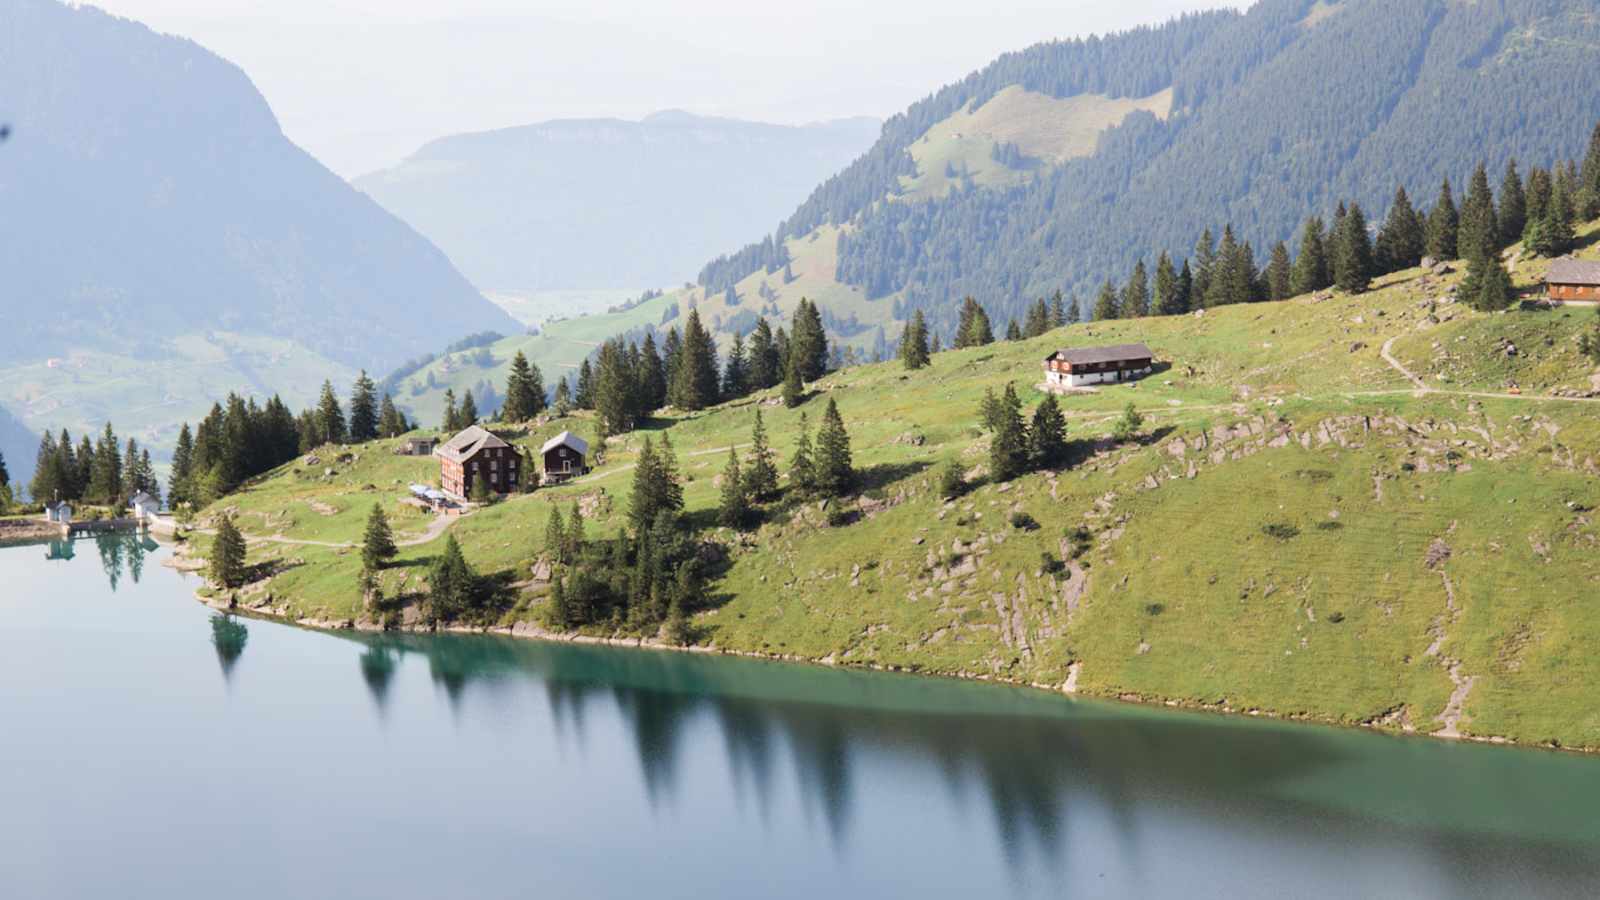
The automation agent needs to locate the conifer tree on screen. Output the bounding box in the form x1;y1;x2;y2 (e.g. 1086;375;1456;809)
428;534;476;622
1524;167;1553;239
1092;279;1120;320
1375;187;1425;273
544;505;566;564
1579;121;1600;221
1122;259;1150;317
574;360;596;409
669;309;720;411
639;333;668;411
1291;216;1330;295
742;409;779;501
1334;202;1374;294
553;378;572;416
1461;250;1515;312
317;380;347;445
1048;291;1067;329
813;398;855;499
1459;162;1499;263
1425;178;1459;260
721;332;749;399
1005;319;1022;340
361;503;397;573
349;371;379;442
209;514;247;589
377;393;407;438
441;389;459;433
788;413;816;496
1154;252;1183;315
1023;298;1050;337
1192;228;1217;302
89;423;122;504
1028;394;1067;469
29;432;59;504
564;501;585;563
1111;402;1145;443
781;352;804;408
718;447;749;528
748;318;781;389
502;351;545;422
899;309;931;370
953;297;994;347
168;424;194;506
1498;159;1528;249
546;574;571;629
1266;242;1293;300
988;383;1028;482
1176;261;1193;314
789;299;829;381
459;390;479;427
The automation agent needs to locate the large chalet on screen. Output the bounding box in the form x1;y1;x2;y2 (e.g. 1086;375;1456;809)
1043;343;1155;389
1545;258;1600;304
436;426;520;498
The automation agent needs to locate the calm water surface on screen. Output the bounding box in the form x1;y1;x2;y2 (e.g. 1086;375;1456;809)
3;536;1600;899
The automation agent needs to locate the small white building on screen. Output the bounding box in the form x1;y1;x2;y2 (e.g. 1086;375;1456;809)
1043;343;1156;388
129;492;162;521
44;501;73;525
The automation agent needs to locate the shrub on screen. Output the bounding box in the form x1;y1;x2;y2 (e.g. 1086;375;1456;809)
1010;511;1040;531
1144;602;1166;616
938;460;966;500
1261;523;1301;541
1315;521;1344;532
825;505;853;527
1065;526;1093;559
1327;611;1347;624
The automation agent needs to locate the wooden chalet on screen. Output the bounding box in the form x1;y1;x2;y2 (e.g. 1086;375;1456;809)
396;435;439;457
1043;343;1155;388
435;426;520;498
541;431;589;484
1544;259;1600;303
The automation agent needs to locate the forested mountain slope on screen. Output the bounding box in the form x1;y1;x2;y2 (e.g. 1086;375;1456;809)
0;407;38;498
0;0;515;371
693;0;1600;338
356;112;880;294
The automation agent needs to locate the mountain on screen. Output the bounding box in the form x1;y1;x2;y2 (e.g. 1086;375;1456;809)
355;112;880;295
679;0;1600;340
0;0;517;455
0;406;38;498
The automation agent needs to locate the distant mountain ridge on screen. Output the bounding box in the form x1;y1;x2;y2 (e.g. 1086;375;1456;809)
0;0;516;373
355;111;880;293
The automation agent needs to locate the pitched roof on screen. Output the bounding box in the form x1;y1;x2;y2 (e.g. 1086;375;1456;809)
1546;258;1600;286
541;430;589;456
129;491;159;507
435;425;512;462
46;500;70;511
1048;343;1154;366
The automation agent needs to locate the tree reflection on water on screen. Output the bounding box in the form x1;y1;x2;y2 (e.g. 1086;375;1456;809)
210;614;248;681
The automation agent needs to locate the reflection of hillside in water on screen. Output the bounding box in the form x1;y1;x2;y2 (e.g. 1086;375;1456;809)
329;630;1600;889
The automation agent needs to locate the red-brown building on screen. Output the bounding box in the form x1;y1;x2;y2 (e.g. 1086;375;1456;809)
1545;259;1600;303
435;426;520;498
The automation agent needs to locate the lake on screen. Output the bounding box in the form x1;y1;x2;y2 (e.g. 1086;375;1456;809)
3;535;1599;899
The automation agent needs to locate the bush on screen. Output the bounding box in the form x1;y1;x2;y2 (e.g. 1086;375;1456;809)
1144;602;1165;616
825;505;853;527
1315;521;1344;532
1327;611;1346;624
1064;526;1093;559
938;460;966;500
1261;523;1301;541
1010;511;1040;531
1039;552;1064;575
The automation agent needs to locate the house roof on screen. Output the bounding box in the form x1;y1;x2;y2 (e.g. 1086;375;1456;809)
1047;343;1154;366
46;500;70;511
541;430;589;456
129;492;159;507
435;425;512;463
1546;258;1600;286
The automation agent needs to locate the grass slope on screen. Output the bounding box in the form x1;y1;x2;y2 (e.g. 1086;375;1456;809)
193;239;1600;750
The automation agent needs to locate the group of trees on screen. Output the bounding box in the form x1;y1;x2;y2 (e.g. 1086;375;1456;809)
28;423;159;508
978;386;1070;483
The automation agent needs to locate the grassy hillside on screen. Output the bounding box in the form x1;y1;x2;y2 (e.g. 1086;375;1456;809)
189;241;1600;750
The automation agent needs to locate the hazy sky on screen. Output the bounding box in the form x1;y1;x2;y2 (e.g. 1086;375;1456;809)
86;0;1249;178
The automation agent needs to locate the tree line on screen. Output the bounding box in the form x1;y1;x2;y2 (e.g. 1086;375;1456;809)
26;423;159;509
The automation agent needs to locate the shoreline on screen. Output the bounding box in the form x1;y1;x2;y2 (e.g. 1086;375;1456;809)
170;548;1594;758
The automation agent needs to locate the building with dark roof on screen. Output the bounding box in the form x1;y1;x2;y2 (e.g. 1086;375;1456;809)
435;425;520;498
1545;258;1600;303
1043;343;1155;388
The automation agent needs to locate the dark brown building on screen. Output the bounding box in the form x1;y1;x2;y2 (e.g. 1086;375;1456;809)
436;426;520;498
1545;258;1600;303
541;431;589;484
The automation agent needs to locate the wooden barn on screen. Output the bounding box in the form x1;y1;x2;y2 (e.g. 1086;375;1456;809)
396;435;439;457
541;431;589;484
435;425;520;498
1544;259;1600;304
1043;343;1155;388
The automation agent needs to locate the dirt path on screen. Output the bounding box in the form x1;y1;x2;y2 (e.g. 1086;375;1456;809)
196;511;457;550
1373;336;1600;404
1379;336;1429;390
572;443;749;484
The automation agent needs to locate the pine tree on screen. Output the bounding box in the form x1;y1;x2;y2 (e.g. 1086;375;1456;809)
428;534;476;622
1375;187;1425;273
564;501;585;563
441;389;459;432
669;309;720;411
1192;228;1217;302
781;352;804;408
813;398;855;499
1291;216;1330;295
1028;394;1067;469
1092;279;1120;320
899;309;931;370
743;409;779;501
553;378;572;416
459;390;479;427
788;413;816;497
1048;291;1067;329
1462;250;1515;312
361;502;397;573
988;383;1028;482
349;371;379;442
1121;259;1150;317
639;332;668;411
1425;178;1459;260
1111;402;1145;443
1498;159;1528;249
718;447;749;528
377;393;407;438
1154;252;1182;315
544;505;566;563
1459;162;1499;263
748;318;781;389
722;332;749;399
574;360;596;409
502;351;546;422
29;432;59;504
953;297;994;347
1023;298;1050;338
89;423;122;504
790;299;829;380
317;380;347;445
1578;121;1600;221
1334;202;1374;294
1266;242;1293;300
1005;319;1022;340
209;514;247;589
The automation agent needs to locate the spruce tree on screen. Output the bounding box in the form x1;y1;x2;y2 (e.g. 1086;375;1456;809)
377;394;407;438
209;514;247;589
1121;259;1150;317
1459;162;1499;263
349;371;378;442
1176;261;1194;314
428;534;476;622
789;299;829;380
89;423;122;504
781;352;804;408
788;413;816;497
502;351;544;422
361;503;397;573
1028;394;1067;469
988;383;1029;482
441;389;459;433
553;378;572;416
1524;167;1553;241
1376;187;1425;273
669;309;719;411
954;297;994;347
1334;203;1374;294
721;332;749;399
900;309;931;370
1111;402;1145;443
1023;298;1050;337
1266;242;1293;300
1154;252;1183;315
742;409;779;501
1192;228;1217;302
459;390;479;427
813;398;855;499
574;360;596;409
1425;178;1459;260
1498;160;1528;249
718;447;748;528
317;380;347;444
544;505;566;563
1578;121;1600;221
1291;216;1330;295
1462;251;1515;312
639;333;668;411
1048;291;1067;329
1005;319;1022;340
564;501;585;563
748;318;781;389
29;432;58;504
1092;279;1120;320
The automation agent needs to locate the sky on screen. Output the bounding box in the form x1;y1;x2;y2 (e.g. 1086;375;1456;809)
85;0;1250;179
